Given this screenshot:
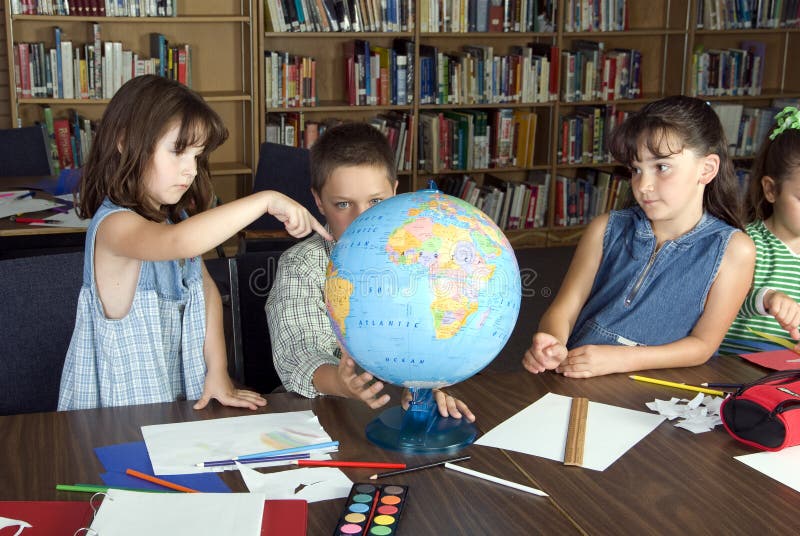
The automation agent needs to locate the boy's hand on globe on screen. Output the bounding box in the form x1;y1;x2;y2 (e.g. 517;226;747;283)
337;353;391;409
523;332;568;373
398;389;476;422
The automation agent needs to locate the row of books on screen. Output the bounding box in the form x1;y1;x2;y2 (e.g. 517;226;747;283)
712;98;800;158
418;0;557;32
690;41;765;98
418;43;558;105
265;52;317;108
433;172;551;230
265;0;414;32
557;105;631;165
14;26;191;100
563;0;628;32
37;106;95;173
265;112;413;171
554;168;632;227
561;41;642;102
418;108;537;172
11;0;176;16
344;39;415;106
697;0;800;29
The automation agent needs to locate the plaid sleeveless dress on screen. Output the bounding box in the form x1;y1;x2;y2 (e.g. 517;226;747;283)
58;199;206;410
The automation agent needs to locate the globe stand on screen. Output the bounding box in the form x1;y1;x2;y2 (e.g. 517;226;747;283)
365;387;477;453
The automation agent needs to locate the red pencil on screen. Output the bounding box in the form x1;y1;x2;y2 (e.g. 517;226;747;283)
292;460;406;469
125;468;199;493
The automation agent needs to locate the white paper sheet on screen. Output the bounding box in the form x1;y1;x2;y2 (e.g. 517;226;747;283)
29;207;89;228
475;392;666;471
735;445;800;493
238;463;352;503
142;411;334;475
89;489;265;536
0;196;59;219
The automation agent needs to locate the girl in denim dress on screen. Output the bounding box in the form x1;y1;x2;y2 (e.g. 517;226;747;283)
523;96;756;378
58;75;330;410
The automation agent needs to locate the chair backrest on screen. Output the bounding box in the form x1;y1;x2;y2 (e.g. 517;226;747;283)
0;251;83;414
0;126;54;178
228;249;290;393
248;142;325;231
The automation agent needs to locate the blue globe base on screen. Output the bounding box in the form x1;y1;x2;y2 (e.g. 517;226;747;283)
365;388;477;453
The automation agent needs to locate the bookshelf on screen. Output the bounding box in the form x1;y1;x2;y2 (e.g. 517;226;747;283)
5;2;799;247
259;0;800;248
3;0;258;202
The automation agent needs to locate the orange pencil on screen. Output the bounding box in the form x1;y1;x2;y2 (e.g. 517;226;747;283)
292;460;406;469
125;468;199;493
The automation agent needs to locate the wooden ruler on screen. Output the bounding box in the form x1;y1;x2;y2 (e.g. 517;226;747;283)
564;397;589;466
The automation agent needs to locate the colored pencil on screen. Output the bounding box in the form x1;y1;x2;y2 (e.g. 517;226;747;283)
700;382;744;389
196;452;311;468
443;463;548;497
628;375;725;396
233;440;339;460
12;217;60;224
125;468;198;493
56;484;171;494
293;460;406;469
369;455;471;480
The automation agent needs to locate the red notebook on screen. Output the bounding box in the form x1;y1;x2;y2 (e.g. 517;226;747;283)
262;499;307;536
0;501;94;535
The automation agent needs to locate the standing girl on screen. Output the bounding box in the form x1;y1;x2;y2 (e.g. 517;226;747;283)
58;75;330;410
523;96;755;378
724;106;800;352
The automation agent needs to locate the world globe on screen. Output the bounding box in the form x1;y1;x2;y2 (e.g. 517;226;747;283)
324;189;522;392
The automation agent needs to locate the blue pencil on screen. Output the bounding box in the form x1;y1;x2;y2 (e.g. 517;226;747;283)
234;440;340;461
196;452;311;468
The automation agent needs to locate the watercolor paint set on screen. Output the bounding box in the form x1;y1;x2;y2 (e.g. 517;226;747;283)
332;482;408;535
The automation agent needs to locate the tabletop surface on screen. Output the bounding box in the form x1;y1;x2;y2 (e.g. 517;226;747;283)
1;357;797;535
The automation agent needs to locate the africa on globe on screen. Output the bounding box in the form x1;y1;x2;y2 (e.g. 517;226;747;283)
324;189;522;390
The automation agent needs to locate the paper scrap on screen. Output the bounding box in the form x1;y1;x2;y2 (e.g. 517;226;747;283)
0;516;31;536
735;444;800;494
238;463;352;503
142;411;334;475
475;392;665;471
645;393;723;433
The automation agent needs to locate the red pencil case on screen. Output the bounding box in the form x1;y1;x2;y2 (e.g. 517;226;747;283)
720;369;800;451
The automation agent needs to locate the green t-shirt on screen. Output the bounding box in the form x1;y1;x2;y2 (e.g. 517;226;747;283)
724;220;800;352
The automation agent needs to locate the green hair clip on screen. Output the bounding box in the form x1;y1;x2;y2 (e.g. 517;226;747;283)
770;106;800;139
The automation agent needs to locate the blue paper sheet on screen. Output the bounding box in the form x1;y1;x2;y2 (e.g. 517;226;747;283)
94;441;230;493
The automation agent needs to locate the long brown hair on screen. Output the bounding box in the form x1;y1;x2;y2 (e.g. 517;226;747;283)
746;108;800;221
78;75;228;222
608;95;745;229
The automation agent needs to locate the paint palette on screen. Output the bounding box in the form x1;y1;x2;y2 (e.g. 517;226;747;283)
332;482;408;535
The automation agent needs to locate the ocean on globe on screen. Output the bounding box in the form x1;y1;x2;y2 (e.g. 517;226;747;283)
324;189;522;389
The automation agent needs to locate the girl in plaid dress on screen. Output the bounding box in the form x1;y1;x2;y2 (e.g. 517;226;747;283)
58;75;329;410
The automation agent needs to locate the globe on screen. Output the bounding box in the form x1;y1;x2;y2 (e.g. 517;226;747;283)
324;189;522;452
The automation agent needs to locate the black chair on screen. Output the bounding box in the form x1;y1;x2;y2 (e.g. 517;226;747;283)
227;249;290;393
240;142;325;253
0;251;83;414
0;126;55;177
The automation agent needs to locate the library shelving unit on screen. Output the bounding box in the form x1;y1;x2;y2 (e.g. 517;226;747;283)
259;0;709;248
3;0;258;202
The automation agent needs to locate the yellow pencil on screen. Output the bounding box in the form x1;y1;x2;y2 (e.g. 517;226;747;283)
628;375;726;397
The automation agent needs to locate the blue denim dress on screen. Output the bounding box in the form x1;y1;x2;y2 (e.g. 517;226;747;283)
568;206;737;348
58;199;206;410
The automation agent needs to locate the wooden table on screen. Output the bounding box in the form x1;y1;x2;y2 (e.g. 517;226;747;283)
449;357;800;534
0;388;577;534
2;358;796;534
